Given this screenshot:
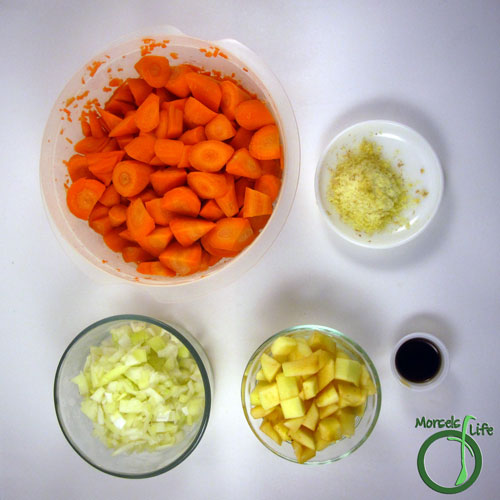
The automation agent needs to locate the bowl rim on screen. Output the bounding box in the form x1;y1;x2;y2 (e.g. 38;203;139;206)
241;324;382;464
53;314;212;478
314;119;444;249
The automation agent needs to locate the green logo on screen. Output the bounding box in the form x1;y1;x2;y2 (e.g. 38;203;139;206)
417;415;483;494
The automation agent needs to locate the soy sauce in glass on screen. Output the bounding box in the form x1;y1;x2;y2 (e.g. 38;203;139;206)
395;337;441;383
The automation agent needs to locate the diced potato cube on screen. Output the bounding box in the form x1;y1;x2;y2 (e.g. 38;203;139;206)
288;338;313;361
318;416;342;442
273;421;291;441
315;382;339;407
260;353;281;382
314;428;333;451
317;358;335;391
302;375;319;400
260;420;282;445
335;358;362;386
360;365;377;395
256;369;266;381
336;350;350;360
276;373;299;400
250;405;274;419
292;440;316;463
259;383;280;410
290;427;316;450
353;400;366;417
316;349;335;369
318;403;339;419
266;406;284;425
337;408;356;437
271;336;297;357
282;353;320;378
283;416;305;432
308;331;337;355
302;402;319;431
280;396;306;419
250;382;265;406
337;381;366;408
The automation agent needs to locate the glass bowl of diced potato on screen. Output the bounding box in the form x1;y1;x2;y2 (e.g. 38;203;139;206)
241;325;381;464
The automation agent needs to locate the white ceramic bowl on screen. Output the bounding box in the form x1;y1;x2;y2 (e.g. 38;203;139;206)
315;120;443;248
40;26;300;302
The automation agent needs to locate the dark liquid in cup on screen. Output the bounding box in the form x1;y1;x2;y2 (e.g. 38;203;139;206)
395;338;441;383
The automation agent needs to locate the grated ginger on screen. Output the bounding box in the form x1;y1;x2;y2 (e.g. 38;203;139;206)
327;139;408;234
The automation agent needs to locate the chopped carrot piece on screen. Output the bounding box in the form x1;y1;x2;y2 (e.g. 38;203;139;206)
115;133;135;150
229;126;253;150
134;55;171;88
112;160;153;197
145;198;176;225
260;159;282;178
189;140;234;172
127;188;157;203
134;93;160;132
66;178;106;220
99;184;121;207
162;186;201;217
127;198;155;239
234;99;275;130
108;113;139;137
187;171;228;199
199;199;225;221
235;178;254;208
215;174;239;217
180;126;206;145
89;203;109;222
255;174;281;202
149;167;187;196
81;119;91;137
200;232;238;258
89;215;113;235
185;72;221;112
183;97;217;128
166;103;184;138
122;245;154;264
86;150;125;185
137;227;174;256
154;139;184;166
249;214;270;232
103;227;128;252
177;144;192;168
205;114;236;141
65;154;90;182
202;217;254;252
88;110;105;138
127;77;153;106
166;64;194;98
170;217;216;247
124;134;156;163
220;81;251;121
155;109;169;139
159;241;202;275
108;204;128;227
74;136;109;154
243;187;273;217
226;148;262;179
155;87;174;105
119;228;135;242
96;107;122;132
249;124;280;160
137;260;175;276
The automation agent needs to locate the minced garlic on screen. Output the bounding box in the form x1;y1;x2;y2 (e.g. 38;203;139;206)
327;139;408;234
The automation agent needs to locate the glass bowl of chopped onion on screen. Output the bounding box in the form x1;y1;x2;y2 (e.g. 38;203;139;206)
54;314;213;478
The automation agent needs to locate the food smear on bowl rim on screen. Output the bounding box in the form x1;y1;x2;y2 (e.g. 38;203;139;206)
61;51;284;278
327;139;410;235
71;320;205;455
248;329;377;463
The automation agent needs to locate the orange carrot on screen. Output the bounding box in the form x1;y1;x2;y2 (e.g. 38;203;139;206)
198;250;211;272
170;217;216;247
249;214;270;232
108;204;128;227
187;172;228;199
189;140;234;172
124;134;156;163
260;159;282;178
199;199;225;221
74;136;109;154
122;245;154;264
88;110;105;138
255;174;281;202
162;186;201;217
234;99;275;130
127;198;155;239
154;139;184;166
235;178;254;208
137;227;174;256
127;188;157;204
134;55;171;88
155;87;173;105
166;98;188;112
81;119;91;137
201;232;238;258
89;216;113;235
180;126;206;145
177;144;192;168
183;97;217;128
99;184;121;207
145;198;176;225
128;77;153;106
119;228;136;242
103;227;128;252
202;217;254;252
248;124;280;160
166;64;193;98
159;241;202;275
108;82;134;104
66;178;106;220
220;80;251;121
96;107;122;131
243;187;273;217
137;260;175;276
105;98;136;117
155;109;169;139
150;167;187;195
229;126;253;150
108;113;139;137
134;92;160;132
226;148;262;179
116;134;135;150
65;154;90;182
166;103;183;139
205;114;236;141
112;160;153;197
86;150;125;186
215;174;239;217
89;203;109;222
185;72;221;112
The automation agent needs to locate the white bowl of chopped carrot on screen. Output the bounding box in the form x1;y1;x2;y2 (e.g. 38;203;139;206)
40;27;300;301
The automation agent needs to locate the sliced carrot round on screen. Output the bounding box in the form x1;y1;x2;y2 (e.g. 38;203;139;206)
66;178;106;220
134;56;171;88
189;140;234;172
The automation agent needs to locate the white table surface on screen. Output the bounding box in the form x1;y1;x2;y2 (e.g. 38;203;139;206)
1;1;499;499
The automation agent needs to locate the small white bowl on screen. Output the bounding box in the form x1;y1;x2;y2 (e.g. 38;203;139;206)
315;120;444;248
390;332;449;391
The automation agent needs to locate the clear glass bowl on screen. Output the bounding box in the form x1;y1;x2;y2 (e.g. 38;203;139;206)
40;26;300;302
54;314;213;478
241;325;381;464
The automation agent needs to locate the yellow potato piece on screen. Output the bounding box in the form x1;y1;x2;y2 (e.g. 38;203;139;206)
259;383;280;410
282;353;320;377
276;373;299;400
335;358;362;386
280;396;306;419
